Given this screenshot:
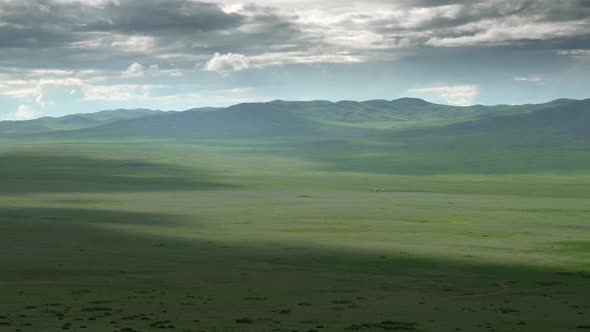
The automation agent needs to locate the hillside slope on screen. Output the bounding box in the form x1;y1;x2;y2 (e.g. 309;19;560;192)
287;98;590;175
73;102;321;139
0;98;539;139
1;98;589;175
0;108;164;136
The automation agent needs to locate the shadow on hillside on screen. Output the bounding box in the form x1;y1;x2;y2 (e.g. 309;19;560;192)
0;152;233;194
0;206;588;331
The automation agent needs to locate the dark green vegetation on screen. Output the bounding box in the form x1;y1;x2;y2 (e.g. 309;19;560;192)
1;98;589;331
0;109;164;136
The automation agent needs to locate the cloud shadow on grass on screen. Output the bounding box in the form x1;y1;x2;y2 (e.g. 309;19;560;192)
0;206;588;331
0;152;234;194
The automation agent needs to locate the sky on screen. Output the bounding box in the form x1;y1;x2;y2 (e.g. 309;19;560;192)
0;0;589;120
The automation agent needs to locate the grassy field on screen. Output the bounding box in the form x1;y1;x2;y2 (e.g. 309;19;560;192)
1;137;590;332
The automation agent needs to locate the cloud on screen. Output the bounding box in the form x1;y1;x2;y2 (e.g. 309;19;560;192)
249;52;367;66
204;52;250;73
123;63;146;77
0;0;271;70
1;0;589;74
0;0;589;116
81;83;165;101
0;76;84;115
424;18;590;47
557;49;590;56
80;0;244;34
4;105;38;121
123;62;160;77
408;85;480;106
513;76;544;82
110;35;156;53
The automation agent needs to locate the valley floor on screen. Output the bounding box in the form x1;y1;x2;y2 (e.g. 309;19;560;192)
0;139;589;332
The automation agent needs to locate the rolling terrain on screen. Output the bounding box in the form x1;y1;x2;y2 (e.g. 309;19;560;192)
0;109;165;136
0;98;589;332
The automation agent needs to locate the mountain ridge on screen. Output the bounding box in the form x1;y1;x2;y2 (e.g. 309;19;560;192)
1;97;589;141
5;97;588;125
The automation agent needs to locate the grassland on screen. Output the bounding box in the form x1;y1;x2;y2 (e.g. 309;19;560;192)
1;136;589;332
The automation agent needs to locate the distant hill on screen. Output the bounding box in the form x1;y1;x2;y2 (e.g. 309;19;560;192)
74;102;321;139
42;98;473;139
299;98;590;175
0;108;164;136
2;97;590;174
435;98;590;142
1;98;589;143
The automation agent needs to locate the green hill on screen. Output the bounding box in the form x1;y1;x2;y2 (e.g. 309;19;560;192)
6;98;587;140
287;98;590;175
2;97;590;332
0;108;164;136
2;98;590;175
73;102;321;139
18;97;554;138
72;97;590;141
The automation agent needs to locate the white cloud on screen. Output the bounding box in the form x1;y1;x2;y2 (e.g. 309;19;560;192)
249;52;367;67
111;35;155;53
4;105;38;121
215;87;254;94
408;85;480;106
123;62;146;77
220;3;244;14
123;62;160;77
81;84;166;101
557;49;590;56
0;69;180;112
0;77;84;120
203;52;250;74
425;18;590;48
211;1;590;58
513;76;544;82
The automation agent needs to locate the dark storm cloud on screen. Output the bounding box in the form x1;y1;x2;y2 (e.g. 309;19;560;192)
399;0;477;7
0;0;85;48
542;0;590;21
0;0;245;48
204;5;310;54
0;0;589;72
0;0;311;70
382;0;590;31
401;0;590;12
1;0;590;119
79;0;243;34
364;0;590;50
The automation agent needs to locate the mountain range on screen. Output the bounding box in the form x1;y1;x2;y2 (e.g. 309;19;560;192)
2;98;588;141
2;97;590;175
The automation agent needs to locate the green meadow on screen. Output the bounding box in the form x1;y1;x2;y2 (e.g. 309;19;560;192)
1;99;590;332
